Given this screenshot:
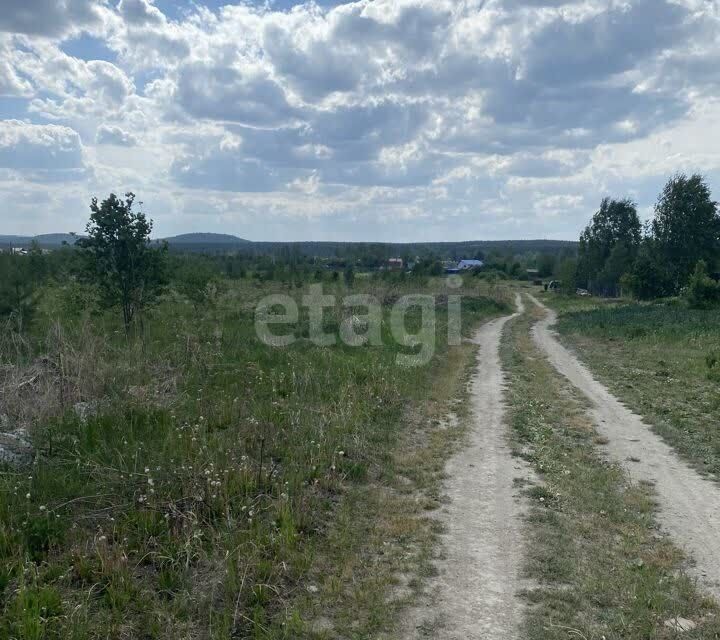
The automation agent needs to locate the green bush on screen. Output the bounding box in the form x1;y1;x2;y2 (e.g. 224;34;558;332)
684;260;719;309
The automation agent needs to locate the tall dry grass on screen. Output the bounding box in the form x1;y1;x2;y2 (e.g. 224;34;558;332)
1;317;118;431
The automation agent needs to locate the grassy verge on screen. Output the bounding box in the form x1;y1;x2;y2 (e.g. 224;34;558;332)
0;278;506;639
546;296;720;480
502;297;719;639
300;316;483;639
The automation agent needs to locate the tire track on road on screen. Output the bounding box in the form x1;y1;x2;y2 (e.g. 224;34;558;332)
403;295;534;639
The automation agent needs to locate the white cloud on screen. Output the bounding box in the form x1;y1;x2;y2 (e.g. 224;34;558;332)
95;123;137;146
117;0;165;27
0;0;110;38
0;0;719;240
174;63;299;126
0;120;85;170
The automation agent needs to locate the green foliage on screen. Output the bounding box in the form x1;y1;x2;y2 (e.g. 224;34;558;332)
577;197;641;296
504;306;718;640
78;193;168;333
556;301;720;478
579;175;720;300
558;302;720;342
706;351;720;384
0;273;508;638
3;581;64;640
684;259;720;309
651;173;720;290
22;514;66;562
537;253;556;278
27;242;48;284
620;241;675;300
174;257;221;311
54;280;101;319
557;258;578;295
0;254;37;327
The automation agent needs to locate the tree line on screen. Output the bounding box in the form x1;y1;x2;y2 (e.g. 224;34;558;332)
8;175;713;337
2;192;578;334
574;173;720;306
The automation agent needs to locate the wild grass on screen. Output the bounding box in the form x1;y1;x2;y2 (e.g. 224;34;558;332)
502;298;719;639
552;299;720;479
0;276;506;638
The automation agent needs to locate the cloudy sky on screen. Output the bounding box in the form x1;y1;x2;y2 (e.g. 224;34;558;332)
0;0;719;241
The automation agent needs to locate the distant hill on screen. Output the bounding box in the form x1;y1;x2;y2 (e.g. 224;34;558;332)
34;233;82;246
0;232;248;250
1;232;578;258
0;233;80;248
162;233;250;245
0;235;31;247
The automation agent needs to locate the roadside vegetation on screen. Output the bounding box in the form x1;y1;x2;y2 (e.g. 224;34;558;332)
503;298;719;639
571;173;720;304
551;300;720;480
535;170;720;483
0;194;510;638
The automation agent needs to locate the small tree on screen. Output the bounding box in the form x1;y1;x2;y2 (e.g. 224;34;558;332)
344;264;356;287
684;260;719;309
78;193;167;334
176;259;221;313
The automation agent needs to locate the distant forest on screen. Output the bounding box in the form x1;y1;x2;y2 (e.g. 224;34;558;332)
0;233;577;260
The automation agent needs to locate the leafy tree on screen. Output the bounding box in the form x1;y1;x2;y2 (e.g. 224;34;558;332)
557;258;578;295
622;240;675;300
684;260;719;309
78;193;167;334
650;174;720;291
509;262;523;278
344;264;355;287
577;198;641;295
537;253;557;278
598;240;635;296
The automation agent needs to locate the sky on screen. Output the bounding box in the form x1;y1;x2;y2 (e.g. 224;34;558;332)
0;0;719;242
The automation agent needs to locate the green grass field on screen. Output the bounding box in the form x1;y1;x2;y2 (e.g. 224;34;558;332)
0;277;507;639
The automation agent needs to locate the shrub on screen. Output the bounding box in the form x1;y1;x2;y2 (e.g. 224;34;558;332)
684;260;719;309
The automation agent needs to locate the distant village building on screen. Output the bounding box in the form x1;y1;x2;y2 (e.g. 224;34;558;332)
446;259;484;274
11;247;28;256
527;269;542;285
387;258;404;270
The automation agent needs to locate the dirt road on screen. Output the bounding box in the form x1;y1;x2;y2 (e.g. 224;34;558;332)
529;294;720;599
404;296;533;639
